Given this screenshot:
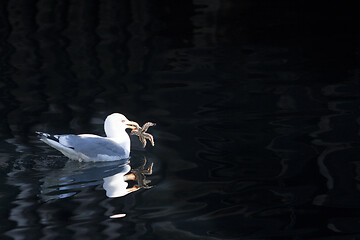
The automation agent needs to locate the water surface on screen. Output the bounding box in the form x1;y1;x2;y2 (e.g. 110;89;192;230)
1;1;360;239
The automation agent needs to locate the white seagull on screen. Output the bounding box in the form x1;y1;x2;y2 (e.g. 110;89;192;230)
36;113;140;162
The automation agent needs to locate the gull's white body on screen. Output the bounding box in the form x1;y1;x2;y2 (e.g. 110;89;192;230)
37;113;136;162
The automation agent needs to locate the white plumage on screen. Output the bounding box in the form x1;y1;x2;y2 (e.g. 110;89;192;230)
37;113;140;162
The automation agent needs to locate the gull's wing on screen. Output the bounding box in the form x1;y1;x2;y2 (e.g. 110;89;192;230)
59;135;127;161
37;132;128;161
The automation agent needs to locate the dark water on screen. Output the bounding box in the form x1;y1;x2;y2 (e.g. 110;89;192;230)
1;1;360;239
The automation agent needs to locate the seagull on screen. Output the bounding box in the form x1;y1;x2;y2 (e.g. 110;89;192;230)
36;113;140;162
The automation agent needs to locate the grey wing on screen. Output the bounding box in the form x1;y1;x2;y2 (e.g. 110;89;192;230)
59;135;126;159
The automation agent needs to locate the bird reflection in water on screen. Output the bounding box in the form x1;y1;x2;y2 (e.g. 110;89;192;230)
103;158;153;198
40;157;154;202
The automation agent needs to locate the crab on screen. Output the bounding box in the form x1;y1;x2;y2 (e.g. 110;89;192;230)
130;122;156;148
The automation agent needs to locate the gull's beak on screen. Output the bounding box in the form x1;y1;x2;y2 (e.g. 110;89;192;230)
126;121;140;130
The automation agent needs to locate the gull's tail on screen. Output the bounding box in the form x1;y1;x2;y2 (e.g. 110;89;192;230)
36;131;61;142
36;131;79;160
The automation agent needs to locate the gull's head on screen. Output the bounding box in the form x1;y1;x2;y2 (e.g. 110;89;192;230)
104;113;139;138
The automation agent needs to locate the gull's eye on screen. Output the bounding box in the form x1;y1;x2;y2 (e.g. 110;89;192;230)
121;120;125;123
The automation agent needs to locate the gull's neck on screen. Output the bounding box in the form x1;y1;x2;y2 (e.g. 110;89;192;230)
112;131;131;156
105;127;128;139
104;122;131;154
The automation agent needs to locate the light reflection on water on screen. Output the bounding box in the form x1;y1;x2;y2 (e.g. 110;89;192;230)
3;150;159;239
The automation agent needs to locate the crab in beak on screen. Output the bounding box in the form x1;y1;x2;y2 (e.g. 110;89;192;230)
130;122;156;147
